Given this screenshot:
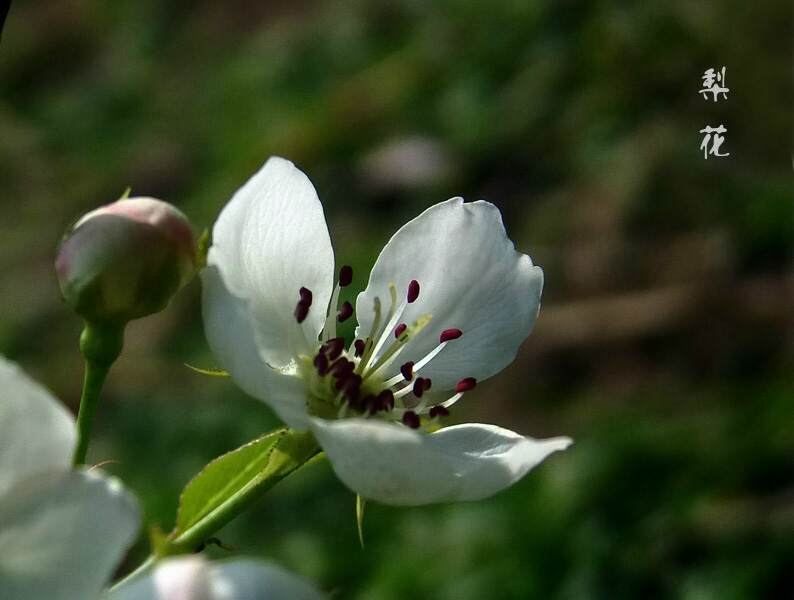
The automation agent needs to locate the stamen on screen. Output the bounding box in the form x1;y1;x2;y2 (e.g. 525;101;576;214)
354;339;366;357
455;377;477;392
294;300;310;324
402;411;420;429
299;287;313;305
413;344;441;373
386;284;399;323
321;282;341;342
366;284;408;369
413;377;426;398
377;389;395;412
423;378;432;391
400;361;414;382
337;400;351;419
429;406;449;418
359;298;382;368
438;392;464;409
346;393;361;413
440;328;462;343
336;374;362;402
338;301;353;323
394;323;407;338
313;353;329;375
321;338;345;360
394;383;415;399
365;314;432;383
407;280;420;303
339;265;353;287
362;394;378;414
329;358;355;378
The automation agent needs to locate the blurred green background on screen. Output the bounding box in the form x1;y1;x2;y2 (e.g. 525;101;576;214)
1;0;792;598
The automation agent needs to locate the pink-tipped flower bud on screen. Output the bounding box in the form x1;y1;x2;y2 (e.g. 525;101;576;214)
56;197;197;324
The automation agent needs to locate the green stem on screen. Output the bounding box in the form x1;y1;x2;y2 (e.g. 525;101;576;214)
109;555;156;590
71;321;124;467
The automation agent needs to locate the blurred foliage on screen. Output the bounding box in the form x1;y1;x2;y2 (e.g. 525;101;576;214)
0;0;792;598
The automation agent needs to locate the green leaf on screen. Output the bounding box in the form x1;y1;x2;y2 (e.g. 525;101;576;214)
176;429;286;533
165;428;321;555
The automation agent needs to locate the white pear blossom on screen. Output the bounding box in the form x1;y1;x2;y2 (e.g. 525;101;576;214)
0;357;324;600
0;356;139;600
202;157;572;506
106;556;325;600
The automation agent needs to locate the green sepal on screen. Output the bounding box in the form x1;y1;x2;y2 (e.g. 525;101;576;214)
197;228;211;269
185;364;230;377
149;525;173;559
356;494;367;548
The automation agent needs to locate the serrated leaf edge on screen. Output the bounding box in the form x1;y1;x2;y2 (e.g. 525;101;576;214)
174;428;286;534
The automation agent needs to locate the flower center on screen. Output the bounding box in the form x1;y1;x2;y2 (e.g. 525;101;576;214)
294;267;477;429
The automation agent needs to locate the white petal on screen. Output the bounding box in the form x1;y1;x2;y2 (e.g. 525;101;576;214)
0;470;140;600
106;556;326;600
425;423;572;501
313;418;570;506
312;418;458;505
201;265;311;430
106;556;212;600
210;560;325;600
207;156;334;367
0;357;76;498
355;198;544;390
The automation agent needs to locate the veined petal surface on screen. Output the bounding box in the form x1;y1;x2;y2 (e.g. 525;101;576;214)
313;418;570;505
312;418;458;505
425;423;572;501
202;265;311;430
207;157;334;367
355;198;544;390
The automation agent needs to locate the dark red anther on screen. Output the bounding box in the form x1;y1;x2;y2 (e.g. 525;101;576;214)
412;377;425;398
455;377;477;393
354;339;366;357
400;361;414;382
336;374;362;402
329;358;355;378
440;328;462;343
338;301;353;323
423;378;432;391
402;411;420;429
346;394;362;413
339;265;353;287
407;280;420;303
321;337;345;360
294;300;309;323
377;389;395;412
429;405;450;418
394;323;407;338
362;394;378;414
299;287;313;305
313;353;329;375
